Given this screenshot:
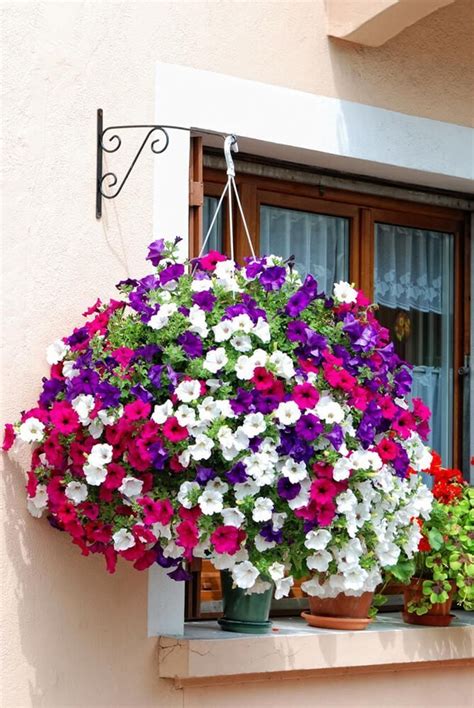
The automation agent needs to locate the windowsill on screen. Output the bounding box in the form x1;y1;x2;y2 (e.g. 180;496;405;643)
158;611;474;684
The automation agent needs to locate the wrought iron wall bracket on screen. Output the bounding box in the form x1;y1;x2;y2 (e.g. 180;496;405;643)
96;108;190;219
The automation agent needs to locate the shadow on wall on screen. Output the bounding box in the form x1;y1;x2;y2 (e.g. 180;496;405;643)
2;452;164;708
327;0;473;128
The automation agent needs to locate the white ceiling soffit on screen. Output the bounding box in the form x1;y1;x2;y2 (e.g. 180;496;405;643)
155;63;474;194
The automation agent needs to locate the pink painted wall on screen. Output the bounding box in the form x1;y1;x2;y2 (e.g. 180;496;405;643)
1;1;472;706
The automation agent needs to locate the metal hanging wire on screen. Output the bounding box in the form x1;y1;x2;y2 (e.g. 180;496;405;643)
198;135;256;260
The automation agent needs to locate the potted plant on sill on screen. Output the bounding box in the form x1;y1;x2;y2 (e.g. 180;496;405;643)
401;454;474;626
4;239;434;634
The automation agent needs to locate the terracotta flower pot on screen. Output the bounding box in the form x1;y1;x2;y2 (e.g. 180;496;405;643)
403;578;456;627
301;591;374;630
218;571;273;634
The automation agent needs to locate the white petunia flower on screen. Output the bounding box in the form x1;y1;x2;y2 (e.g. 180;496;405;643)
72;394;95;424
203;348;228;373
162;540;183;559
304;528;332;551
230;334;252;352
176;405;196;428
315;396;344;425
235;355;255;380
336;489;358;515
332;457;352;481
148;303;177;330
342;565;369;592
221;507;245;528
250;348;269;368
199;490;224;515
242;413;266;439
232;314;253;334
232;560;260;589
191;277;212;292
253;318;271;343
62;360;79;379
19;417;45;443
307;549;332;572
252;496;274;522
188;305;209;337
333;281;358;304
177;481;201;508
175;379;201;403
375;540;401;567
268;562;286;582
281;458;308;483
87;443;113;468
254;535;276;551
198;397;220;422
27;484;48;518
215;399;236;419
270;351;295;379
46;339;70;365
112;528;135;552
274;576;294;600
118;476;144;499
189;434;214;461
65;481;88;505
212;320;235;342
234;480;260;500
84;464;107;486
88;418;104;439
275;401;301;426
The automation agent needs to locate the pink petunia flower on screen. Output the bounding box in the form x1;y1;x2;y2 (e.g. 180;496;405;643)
210;525;245;555
292;382;320;410
162;417;188;443
2;423;15;451
199;251;227;272
50;401;80;435
176;520;199;549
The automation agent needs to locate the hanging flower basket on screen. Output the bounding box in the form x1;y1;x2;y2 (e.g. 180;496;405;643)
5;237;435;629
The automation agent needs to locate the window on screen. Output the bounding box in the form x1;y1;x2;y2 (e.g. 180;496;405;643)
187;152;470;620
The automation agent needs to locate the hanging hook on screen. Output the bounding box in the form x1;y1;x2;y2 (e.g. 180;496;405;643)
224;135;238;177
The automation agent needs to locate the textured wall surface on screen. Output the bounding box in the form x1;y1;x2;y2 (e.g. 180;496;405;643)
1;1;472;706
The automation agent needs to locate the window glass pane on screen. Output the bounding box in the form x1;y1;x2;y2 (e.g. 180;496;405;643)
260;205;349;292
374;223;454;464
202;196;223;253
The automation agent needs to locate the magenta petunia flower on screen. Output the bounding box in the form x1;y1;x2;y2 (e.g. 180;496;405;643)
162;417;188;443
210;525;244;555
292;382;320;410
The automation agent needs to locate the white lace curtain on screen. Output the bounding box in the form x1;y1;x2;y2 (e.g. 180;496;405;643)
374;224;454;464
259;205;348;293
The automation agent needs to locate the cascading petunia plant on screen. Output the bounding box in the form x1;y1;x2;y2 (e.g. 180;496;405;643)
4;238;435;599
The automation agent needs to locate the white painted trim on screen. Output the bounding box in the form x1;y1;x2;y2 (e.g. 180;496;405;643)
154;62;474;194
149;62;473;636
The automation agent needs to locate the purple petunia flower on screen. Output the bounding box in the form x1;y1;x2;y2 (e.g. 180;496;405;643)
277;476;301;501
226;461;248;484
155;543;179;569
160;264;184;286
260;523;283;544
178;332;203;359
192;291;216;311
130;384;153;404
287;320;308;343
39;377;65;407
285;290;311;317
146;239;166;267
300;274;319;299
148;364;163;388
168;564;193;581
259;265;286;291
149;441;168;471
195;467;217;485
325;424;344;450
296;414;323;441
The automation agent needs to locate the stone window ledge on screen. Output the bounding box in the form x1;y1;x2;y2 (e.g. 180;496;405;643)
158;612;474;685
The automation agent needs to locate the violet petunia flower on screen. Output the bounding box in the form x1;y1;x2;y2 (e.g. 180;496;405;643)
285;290;311;317
146;239;166;266
277;476;301;501
178;332;203;359
259;265;286;291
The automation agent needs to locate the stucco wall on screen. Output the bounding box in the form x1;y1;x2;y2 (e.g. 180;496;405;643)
1;1;472;706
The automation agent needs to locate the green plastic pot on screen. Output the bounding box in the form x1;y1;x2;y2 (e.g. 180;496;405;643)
218;570;273;634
